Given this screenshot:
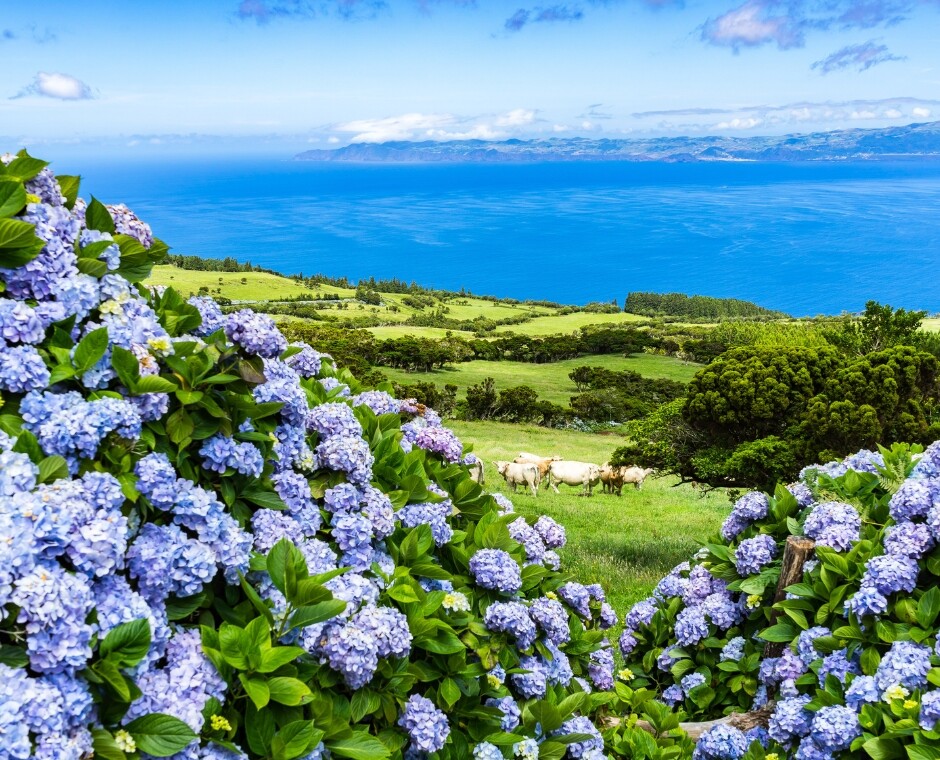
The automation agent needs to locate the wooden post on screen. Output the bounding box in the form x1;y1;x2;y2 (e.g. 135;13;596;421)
764;535;815;660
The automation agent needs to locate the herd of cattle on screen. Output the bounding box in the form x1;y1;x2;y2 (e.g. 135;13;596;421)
467;452;654;497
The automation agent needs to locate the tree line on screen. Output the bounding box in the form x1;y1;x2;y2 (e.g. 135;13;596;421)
624;291;788;320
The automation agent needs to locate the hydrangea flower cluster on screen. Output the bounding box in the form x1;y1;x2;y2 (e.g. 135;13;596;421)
0;157;617;760
622;441;940;759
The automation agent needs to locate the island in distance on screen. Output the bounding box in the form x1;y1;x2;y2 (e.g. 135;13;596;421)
297;120;940;163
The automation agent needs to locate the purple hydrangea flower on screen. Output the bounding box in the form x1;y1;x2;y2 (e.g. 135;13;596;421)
224;309;287;358
322;621;379;689
511;655;547;699
768;695;813;744
534;515;566;549
413;426;464;463
693;725;748;760
803;501;861;551
553;716;604;758
818;649;860;686
884;521;935;558
483;601;537;649
889;479;937;522
398;694;450;754
469;549;522;595
721;491;770;540
675;606;709;646
485;696;520;731
797;626;831;665
920;691;940;731
720;637;746;662
811;705;860;752
588;646;614;690
845;675;879;711
734;533;778;576
875;641;932;691
528;597;570;645
861;553;919;596
913;442;940;479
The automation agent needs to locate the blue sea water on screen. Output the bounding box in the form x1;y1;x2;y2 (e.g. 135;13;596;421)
72;157;940;316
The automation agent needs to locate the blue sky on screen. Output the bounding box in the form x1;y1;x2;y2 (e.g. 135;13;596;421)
2;0;939;154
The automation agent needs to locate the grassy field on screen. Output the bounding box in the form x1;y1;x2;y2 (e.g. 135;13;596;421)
368;325;464;340
449;420;729;617
923;318;940;333
381;353;701;405
148;265;353;301
493;311;649;335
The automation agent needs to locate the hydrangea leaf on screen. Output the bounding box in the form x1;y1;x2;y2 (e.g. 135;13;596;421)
125;713;198;757
0;179;26;218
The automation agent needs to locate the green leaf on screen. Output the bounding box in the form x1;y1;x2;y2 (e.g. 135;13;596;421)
72;327;109;373
272;721;322;760
0;180;27;218
239;674;271;709
111;346;142;389
863;737;904;760
759;623;798;643
257;645;305;673
56;174;80;209
125;713;197;757
327;732;392;760
37;455;69;483
91;729;127;760
86;196;116;233
100;618;152;668
3;151;47;182
267;676;312;706
440;677;461;709
93;659;132;702
0;217;43;266
135;375;177;394
918;587;940;628
350;690;382;722
76;257;109;277
289;600;347;630
241;486;288;511
0;644;29;667
908;746;940;760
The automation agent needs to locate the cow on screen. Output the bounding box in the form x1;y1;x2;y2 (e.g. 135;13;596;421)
514;452;561;482
547;460;602;496
494;460;540;497
599;463;625;495
621;466;655;490
467;460;485;486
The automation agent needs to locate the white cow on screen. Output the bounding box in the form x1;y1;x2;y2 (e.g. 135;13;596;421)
547;460;602;496
467;460;485;486
494;460;540;497
621;466;655;490
514;452;561;482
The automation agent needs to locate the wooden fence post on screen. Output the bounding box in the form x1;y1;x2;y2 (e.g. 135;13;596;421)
764;535;816;660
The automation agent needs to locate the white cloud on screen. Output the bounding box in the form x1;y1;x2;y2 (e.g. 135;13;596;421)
700;0;801;50
913;107;932;118
883;108;903;118
332;108;541;143
495;108;536;127
850;110;877;119
13;71;94;100
714;117;763;129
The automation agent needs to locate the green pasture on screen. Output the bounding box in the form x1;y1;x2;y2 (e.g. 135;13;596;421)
493;311;649;335
449;419;729;618
381;353;701;405
923;318;940;333
148;265;352;301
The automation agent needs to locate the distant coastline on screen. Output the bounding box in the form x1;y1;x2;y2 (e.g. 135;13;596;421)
296;120;940;164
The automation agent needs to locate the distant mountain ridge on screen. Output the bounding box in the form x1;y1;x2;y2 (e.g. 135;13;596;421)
296;120;940;163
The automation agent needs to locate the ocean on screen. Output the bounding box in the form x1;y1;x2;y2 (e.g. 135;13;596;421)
71;157;940;316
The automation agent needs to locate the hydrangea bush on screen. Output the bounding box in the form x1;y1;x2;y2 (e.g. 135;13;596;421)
620;441;940;759
0;151;625;760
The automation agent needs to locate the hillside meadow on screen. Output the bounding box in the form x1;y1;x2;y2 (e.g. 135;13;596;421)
449;420;730;617
382;353;699;405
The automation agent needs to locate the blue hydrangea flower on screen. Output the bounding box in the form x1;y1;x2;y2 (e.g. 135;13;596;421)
511;655;547;699
675;606;709;646
553;716;604;758
484;601;537;649
803;501;861;551
559;581;592;618
875;641;932;691
693;725;748;760
322;620;379;689
811;705;860;752
845;675;879;711
920;691;940;731
884;521;935;558
796;626;831;665
733;533;778;576
534;515;566;549
768;694;813;744
889;479;937;522
398;694;450;754
469;549;522;595
818;649;860;686
485;696;521;731
588;646;614;690
861;553;919;596
188;296;226;336
413;425;464;463
352;604;412;659
0;344;51;393
224;309;287;358
306;402;362;439
721;491;770;540
720;637;746;662
473;742;504;760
